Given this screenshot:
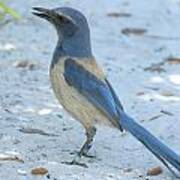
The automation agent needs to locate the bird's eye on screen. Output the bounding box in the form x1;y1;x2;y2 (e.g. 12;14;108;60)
58;15;70;24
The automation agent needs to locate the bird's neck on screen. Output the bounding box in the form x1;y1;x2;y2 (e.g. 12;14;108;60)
55;32;93;58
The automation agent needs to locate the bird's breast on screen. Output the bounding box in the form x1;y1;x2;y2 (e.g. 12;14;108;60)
49;56;112;128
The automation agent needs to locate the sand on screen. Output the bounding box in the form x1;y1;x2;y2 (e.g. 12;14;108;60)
0;0;180;179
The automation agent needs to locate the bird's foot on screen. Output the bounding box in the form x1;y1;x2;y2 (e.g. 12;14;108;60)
70;150;95;159
82;152;96;159
61;160;88;168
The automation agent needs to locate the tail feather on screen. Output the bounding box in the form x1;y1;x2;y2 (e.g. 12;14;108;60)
120;111;180;173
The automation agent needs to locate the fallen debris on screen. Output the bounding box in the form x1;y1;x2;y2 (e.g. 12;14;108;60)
147;166;163;176
13;60;36;70
31;167;48;175
19;127;58;137
121;28;147;36
144;56;180;73
17;169;27;176
136;92;145;96
148;115;162;121
123;168;133;173
160;91;175;97
107;12;131;18
166;57;180;65
160;110;174;116
0;152;24;163
144;62;166;73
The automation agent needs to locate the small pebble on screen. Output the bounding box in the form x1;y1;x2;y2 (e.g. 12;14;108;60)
13;60;36;70
147;166;163;176
17;169;27;176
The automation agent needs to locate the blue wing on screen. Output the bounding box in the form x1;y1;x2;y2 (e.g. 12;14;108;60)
64;58;123;131
63;59;180;173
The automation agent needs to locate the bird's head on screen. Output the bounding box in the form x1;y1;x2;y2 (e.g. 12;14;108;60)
33;7;92;57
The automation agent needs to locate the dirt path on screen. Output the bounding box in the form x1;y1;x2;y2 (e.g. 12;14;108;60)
0;0;180;179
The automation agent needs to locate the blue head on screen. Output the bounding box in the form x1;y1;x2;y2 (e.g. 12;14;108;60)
33;7;92;57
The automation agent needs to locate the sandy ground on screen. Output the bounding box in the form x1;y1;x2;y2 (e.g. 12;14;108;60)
0;0;180;179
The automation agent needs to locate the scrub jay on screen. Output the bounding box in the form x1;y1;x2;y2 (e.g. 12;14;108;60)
33;7;180;176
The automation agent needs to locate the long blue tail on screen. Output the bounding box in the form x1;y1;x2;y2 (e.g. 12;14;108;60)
120;111;180;174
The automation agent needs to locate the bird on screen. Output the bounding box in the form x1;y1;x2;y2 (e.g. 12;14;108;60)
32;6;180;176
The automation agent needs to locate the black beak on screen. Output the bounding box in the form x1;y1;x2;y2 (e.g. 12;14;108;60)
32;7;78;33
32;7;52;19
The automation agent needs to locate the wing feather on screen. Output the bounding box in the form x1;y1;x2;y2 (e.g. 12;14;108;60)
64;58;123;130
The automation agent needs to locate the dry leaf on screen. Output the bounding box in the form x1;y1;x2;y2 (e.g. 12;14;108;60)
0;153;24;163
147;166;163;176
160;91;174;97
148;115;162;121
166;57;180;65
31;167;48;175
121;28;147;36
160;110;174;116
123;168;133;173
13;60;36;70
144;66;165;72
107;12;131;18
136;92;145;96
144;62;166;73
19;127;58;136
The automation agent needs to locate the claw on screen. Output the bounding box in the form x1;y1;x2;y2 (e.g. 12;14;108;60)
61;160;88;168
82;153;96;159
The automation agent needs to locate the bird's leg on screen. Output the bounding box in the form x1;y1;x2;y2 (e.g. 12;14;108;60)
79;126;96;158
62;126;96;168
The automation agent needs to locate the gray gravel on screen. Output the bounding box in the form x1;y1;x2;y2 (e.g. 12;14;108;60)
0;0;180;179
